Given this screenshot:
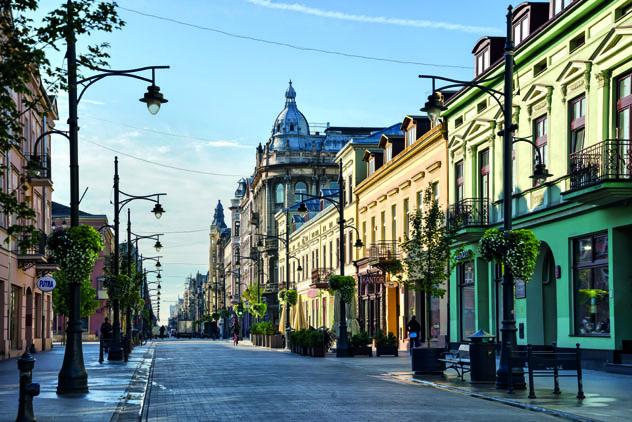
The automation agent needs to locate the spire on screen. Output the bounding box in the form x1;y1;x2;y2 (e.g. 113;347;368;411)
211;200;227;229
285;79;296;105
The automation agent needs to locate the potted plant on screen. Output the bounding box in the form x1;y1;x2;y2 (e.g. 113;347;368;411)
350;332;373;357
479;228;540;282
307;329;325;357
375;331;398;357
402;187;454;374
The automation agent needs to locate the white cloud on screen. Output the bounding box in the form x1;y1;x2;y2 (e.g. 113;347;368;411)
247;0;501;34
207;140;249;148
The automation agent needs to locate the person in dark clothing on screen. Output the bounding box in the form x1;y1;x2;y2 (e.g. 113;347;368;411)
210;320;218;340
100;317;113;352
406;316;422;349
159;325;166;339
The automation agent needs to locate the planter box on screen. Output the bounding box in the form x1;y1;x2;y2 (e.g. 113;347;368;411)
411;347;445;375
376;345;399;357
301;346;308;356
351;345;373;357
269;334;284;349
310;346;325;357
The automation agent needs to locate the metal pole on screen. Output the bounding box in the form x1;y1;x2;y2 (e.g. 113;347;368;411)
337;160;350;357
496;5;524;390
109;157;124;360
57;0;89;394
125;209;132;359
258;251;262;322
285;208;291;350
222;269;227;339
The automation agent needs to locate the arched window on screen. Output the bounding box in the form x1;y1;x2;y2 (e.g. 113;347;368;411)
275;184;285;205
295;181;307;197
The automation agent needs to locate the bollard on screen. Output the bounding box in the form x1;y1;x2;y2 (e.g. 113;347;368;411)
16;348;40;422
576;343;585;400
527;345;536;399
552;342;561;395
99;335;104;364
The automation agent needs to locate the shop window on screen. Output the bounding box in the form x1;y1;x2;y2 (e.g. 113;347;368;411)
573;233;610;336
458;261;476;341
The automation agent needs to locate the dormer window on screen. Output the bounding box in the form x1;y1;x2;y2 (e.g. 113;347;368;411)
513;15;529;45
475;48;490;77
406;126;416;147
385;144;392;162
552;0;575;16
368;157;376;175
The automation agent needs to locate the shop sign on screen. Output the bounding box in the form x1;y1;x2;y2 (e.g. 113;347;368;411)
37;276;56;292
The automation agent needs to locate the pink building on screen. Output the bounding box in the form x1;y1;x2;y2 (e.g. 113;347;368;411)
51;203;113;340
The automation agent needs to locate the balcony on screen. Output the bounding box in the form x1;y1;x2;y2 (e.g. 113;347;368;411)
17;231;60;273
311;268;334;289
447;198;489;240
367;241;400;267
26;155;52;187
563;139;632;205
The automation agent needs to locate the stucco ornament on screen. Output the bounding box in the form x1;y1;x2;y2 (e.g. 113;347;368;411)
479;228;540;281
47;225;104;284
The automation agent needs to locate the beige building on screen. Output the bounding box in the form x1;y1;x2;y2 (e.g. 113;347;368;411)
1;72;57;359
355;117;449;347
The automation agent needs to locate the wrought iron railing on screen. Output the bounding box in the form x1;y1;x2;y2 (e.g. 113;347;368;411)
368;241;399;263
447;198;489;231
311;268;334;288
569;139;632;191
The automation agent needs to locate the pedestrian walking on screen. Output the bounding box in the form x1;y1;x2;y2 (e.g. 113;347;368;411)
210;320;218;340
100;317;113;352
159;325;166;339
406;315;422;349
232;317;240;346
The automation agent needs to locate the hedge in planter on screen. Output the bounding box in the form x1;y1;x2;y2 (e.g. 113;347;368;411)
375;331;398;357
350;332;372;357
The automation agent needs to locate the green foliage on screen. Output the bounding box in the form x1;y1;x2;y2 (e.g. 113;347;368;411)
328;275;355;303
374;331;397;348
290;328;335;349
0;1;124;248
242;283;263;304
248;302;267;319
232;302;244;317
211;312;220;321
278;289;298;306
251;321;276;335
51;270;99;318
48;225;104;286
479;228;541;281
219;308;230;319
401;187;452;298
350;331;372;348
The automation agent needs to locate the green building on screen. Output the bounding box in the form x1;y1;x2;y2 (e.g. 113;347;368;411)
442;0;632;370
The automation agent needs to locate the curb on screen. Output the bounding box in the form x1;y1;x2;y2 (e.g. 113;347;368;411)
408;377;597;422
110;343;156;422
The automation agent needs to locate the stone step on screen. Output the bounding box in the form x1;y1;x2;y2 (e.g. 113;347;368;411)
605;362;632;375
620;353;632;365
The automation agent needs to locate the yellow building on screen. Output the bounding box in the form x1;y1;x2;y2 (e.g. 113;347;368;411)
355;117;449;347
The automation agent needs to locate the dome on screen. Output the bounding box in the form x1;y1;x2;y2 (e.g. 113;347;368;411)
272;80;310;139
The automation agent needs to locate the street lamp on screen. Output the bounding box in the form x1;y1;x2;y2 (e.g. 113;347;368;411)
154;238;163;252
294;161;358;357
140;82;168;115
57;0;169;395
109;156;166;362
418;6;552;390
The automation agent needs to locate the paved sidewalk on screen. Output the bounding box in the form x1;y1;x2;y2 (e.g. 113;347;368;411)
0;342;154;422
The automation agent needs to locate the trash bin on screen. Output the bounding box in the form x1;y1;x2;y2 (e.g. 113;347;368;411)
468;329;496;384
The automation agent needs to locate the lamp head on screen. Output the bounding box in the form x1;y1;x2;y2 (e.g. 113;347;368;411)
156;272;162;280
140;84;168;115
354;238;364;249
421;91;447;127
154;240;163;252
155;260;162;269
530;163;553;184
152;202;165;219
297;264;303;272
297;202;309;218
257;238;265;252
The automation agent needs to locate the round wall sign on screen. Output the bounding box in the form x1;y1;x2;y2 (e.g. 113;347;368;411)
37;276;56;292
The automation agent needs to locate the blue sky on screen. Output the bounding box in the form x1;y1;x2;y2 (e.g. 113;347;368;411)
38;0;514;323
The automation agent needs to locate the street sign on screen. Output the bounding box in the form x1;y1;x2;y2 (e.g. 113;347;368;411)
37;276;56;292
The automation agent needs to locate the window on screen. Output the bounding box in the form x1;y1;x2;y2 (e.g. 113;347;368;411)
479;149;490;199
570;95;586;161
370;216;376;244
455;161;464;203
513;16;529;46
348;231;353;264
552;0;575;16
368;158;376;175
295;182;307;198
362;221;367;252
617;72;632;140
10;285;20;350
533;115;548;186
380;211;386;241
458;261;476;341
475;48;490;76
347;175;353;205
275;184;285;205
573;233;609;336
290;123;294;131
477;100;487;113
406;126;416;147
455;116;464;128
533;59;547;76
416;191;423;210
391;204;397;241
403;198;410;240
431;182;439;203
385;144;392;162
569;33;585;52
616;2;632;20
234;221;240;237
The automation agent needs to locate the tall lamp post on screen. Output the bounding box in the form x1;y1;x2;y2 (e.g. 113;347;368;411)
418;5;551;390
110;156;166;361
57;0;169;394
296;161;363;357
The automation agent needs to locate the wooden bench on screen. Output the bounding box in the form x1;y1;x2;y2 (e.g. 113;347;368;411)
439;344;471;381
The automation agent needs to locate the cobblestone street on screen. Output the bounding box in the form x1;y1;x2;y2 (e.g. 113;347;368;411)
147;340;556;421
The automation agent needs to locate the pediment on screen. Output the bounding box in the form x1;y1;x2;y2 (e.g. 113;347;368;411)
590;26;632;63
556;60;591;85
522;83;553;104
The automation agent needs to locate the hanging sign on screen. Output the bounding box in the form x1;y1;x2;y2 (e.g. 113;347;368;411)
37;276;56;292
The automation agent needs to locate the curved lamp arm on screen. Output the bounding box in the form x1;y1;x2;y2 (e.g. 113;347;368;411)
77;65;169;105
